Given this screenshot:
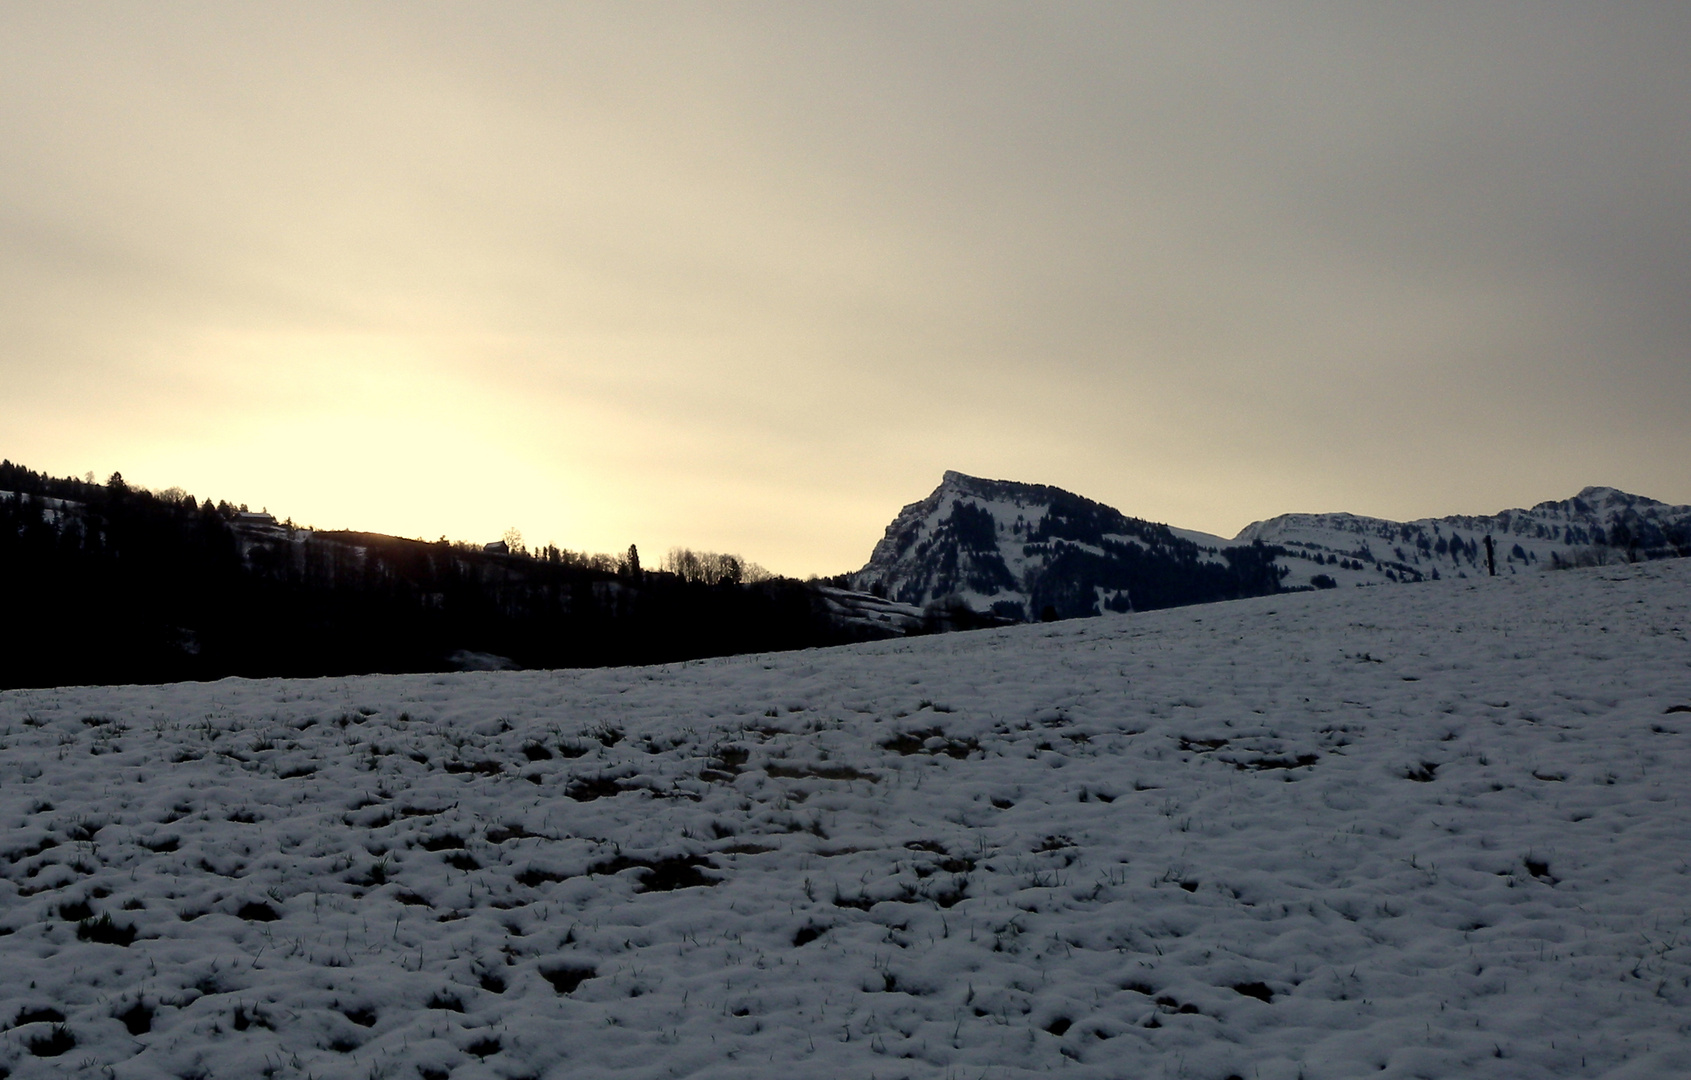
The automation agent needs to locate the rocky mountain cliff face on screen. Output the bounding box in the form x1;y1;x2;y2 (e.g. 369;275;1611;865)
853;474;1691;621
850;471;1284;621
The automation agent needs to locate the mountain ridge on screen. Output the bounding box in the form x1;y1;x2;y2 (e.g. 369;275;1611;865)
853;472;1691;619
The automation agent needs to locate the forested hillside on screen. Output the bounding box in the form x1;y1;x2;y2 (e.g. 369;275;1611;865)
0;462;860;690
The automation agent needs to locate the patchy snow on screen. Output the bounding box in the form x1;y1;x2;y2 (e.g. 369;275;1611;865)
0;492;79;528
1;562;1689;1079
816;587;926;635
1238;487;1691;590
853;472;1248;617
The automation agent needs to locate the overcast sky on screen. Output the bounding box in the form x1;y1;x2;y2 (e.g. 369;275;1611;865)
3;3;1687;575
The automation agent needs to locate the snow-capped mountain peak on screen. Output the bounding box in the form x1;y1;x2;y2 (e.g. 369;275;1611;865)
853;472;1284;620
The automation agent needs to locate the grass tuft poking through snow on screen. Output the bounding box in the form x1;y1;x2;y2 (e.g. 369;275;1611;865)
0;562;1688;1078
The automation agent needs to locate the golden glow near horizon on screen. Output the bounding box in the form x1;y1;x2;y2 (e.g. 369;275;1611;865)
3;6;1688;576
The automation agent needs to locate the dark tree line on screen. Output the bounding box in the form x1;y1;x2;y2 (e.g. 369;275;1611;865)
0;462;864;691
1026;536;1288;620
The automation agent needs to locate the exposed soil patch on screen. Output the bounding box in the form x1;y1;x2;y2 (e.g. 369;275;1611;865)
766;762;875;781
880;728;978;759
1235;754;1319;771
76;914;138;946
1232;981;1274;1003
542;965;598;994
589;854;719;892
566;776;628;802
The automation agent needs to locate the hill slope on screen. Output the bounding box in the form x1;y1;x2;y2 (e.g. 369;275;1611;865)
1;562;1687;1078
0;462;869;690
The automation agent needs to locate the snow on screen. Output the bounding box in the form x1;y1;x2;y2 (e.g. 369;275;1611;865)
816;587;926;634
924;491;1054;594
1164;525;1233;550
854;475;1061;611
2;561;1689;1079
0;491;78;527
856;474;1240;616
1237;490;1691;591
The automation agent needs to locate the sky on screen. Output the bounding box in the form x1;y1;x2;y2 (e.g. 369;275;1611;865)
3;3;1688;576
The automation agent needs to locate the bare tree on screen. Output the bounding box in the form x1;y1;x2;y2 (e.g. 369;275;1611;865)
662;547;771;585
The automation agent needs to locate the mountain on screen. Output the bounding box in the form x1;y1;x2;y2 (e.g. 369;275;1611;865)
850;471;1286;621
852;472;1691;620
1232;484;1691;588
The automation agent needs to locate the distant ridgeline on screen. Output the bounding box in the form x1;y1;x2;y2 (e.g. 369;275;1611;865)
0;461;861;691
6;460;1688;689
1232;485;1691;587
852;472;1691;620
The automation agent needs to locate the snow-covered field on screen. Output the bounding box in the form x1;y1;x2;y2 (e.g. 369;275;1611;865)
2;563;1689;1080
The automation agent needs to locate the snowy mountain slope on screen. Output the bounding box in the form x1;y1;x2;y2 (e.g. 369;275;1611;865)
854;473;1691;616
851;471;1285;620
814;586;927;635
1;562;1688;1079
1235;485;1691;589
